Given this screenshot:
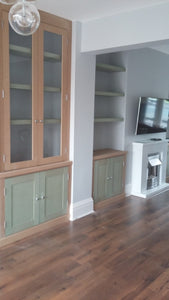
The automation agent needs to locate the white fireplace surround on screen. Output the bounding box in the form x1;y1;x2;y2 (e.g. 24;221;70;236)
131;139;169;198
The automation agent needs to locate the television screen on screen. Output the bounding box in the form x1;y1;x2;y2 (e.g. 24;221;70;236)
135;97;169;135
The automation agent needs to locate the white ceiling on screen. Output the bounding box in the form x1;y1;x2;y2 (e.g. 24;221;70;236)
37;0;169;22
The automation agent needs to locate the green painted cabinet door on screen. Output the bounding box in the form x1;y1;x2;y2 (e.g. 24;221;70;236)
5;173;39;236
39;167;68;223
93;159;108;203
5;167;69;236
111;156;124;197
94;155;124;203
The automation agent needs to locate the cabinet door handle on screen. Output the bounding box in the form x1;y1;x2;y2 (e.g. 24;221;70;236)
34;120;39;124
40;120;44;123
106;177;113;180
40;195;46;200
35;195;40;201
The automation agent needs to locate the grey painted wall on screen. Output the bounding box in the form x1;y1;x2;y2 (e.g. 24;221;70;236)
124;48;169;187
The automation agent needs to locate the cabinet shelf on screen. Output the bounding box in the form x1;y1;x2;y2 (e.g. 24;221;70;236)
44;119;61;124
10;83;61;93
96;63;126;73
11;120;32;125
44;86;61;93
11;119;61;125
95;91;125;97
94;117;124;123
9;44;61;62
10;83;32;90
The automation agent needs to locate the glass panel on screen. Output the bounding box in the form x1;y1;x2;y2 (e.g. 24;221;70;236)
9;26;32;163
43;31;62;158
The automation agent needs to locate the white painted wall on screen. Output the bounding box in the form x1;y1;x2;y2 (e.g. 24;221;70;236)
81;2;169;54
70;22;95;219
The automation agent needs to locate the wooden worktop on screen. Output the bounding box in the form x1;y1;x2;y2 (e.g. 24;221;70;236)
93;148;127;161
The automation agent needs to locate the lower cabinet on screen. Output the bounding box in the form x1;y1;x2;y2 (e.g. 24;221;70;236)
5;167;69;236
93;150;126;203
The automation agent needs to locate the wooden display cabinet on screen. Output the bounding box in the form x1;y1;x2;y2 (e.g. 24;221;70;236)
0;4;72;242
1;6;71;171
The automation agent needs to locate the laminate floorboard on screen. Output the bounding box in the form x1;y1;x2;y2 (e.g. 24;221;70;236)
1;192;169;299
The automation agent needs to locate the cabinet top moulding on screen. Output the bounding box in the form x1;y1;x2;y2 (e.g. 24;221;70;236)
9;44;61;62
95;91;125;97
96;63;126;73
0;5;72;33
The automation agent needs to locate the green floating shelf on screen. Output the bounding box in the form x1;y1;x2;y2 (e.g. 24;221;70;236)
10;44;61;62
96;63;126;73
94;117;124;123
95;91;125;97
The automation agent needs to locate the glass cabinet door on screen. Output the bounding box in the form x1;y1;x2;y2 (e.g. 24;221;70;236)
2;11;36;170
9;26;32;163
2;11;71;171
38;23;69;164
43;30;62;158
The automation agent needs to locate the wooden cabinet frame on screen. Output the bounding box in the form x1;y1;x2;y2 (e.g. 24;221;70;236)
0;5;72;172
0;4;72;244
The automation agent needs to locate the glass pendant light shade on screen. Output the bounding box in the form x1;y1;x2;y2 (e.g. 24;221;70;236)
9;1;40;36
1;0;17;4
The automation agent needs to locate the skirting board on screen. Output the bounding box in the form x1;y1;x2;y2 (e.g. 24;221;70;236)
125;184;132;196
69;197;94;221
131;182;169;199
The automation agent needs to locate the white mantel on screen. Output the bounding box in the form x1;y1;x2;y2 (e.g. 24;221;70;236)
131;139;169;198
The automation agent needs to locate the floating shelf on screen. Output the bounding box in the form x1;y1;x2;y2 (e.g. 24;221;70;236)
9;44;61;62
95;91;125;97
96;63;126;73
94;117;124;123
10;83;61;93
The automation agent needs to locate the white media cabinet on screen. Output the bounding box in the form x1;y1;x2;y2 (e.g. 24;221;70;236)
131;139;169;198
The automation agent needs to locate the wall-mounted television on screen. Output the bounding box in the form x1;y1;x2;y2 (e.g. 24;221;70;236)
135;97;169;135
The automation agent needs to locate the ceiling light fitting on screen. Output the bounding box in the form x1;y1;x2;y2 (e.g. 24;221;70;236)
0;0;40;36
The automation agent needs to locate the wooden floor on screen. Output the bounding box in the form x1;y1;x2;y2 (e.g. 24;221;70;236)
1;192;169;300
